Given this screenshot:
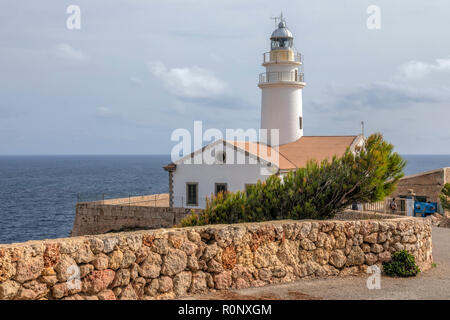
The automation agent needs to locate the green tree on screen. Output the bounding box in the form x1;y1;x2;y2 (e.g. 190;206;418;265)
440;183;450;211
180;133;406;227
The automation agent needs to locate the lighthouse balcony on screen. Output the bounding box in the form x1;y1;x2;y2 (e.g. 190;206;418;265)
263;51;302;65
258;71;304;85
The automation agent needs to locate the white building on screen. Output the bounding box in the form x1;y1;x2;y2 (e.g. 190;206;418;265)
164;16;364;208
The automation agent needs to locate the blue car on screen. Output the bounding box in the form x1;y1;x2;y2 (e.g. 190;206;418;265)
414;201;437;217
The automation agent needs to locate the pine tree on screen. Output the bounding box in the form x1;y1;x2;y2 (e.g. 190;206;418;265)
181;133;407;226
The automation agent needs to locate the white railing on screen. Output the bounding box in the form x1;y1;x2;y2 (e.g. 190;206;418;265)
259;71;304;84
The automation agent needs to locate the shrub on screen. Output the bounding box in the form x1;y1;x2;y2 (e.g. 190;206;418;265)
383;250;420;277
440;183;450;211
180;133;406;227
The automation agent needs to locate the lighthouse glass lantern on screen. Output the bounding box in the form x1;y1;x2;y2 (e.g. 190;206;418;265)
271;21;293;50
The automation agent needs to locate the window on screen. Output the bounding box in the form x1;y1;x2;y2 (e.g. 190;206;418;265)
215;183;227;196
186;182;198;206
299;116;303;130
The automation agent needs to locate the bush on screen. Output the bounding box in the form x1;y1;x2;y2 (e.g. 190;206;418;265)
180;133;406;227
440;183;450;211
383;250;420;277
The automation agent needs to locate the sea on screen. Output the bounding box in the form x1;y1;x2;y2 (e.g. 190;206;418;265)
0;154;449;244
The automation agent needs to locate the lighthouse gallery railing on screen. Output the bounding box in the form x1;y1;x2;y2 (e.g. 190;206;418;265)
259;71;304;84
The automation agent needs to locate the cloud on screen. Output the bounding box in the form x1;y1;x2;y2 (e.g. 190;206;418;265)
95;106;116;118
396;57;450;80
55;43;89;62
148;61;231;100
311;82;450;114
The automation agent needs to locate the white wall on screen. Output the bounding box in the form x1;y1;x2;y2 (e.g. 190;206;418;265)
172;145;269;208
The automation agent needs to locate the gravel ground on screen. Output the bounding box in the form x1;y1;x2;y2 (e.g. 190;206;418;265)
186;227;450;300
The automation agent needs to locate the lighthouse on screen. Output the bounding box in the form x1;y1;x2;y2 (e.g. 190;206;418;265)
258;15;305;146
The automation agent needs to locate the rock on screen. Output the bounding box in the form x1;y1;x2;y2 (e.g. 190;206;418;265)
54;255;77;282
152;238;169;255
138;261;161;279
79;264;94;278
112;269;131;287
121;250;136;269
161;249;187;276
299;249;313;263
335;234;346;249
346;247;365;266
202;243;219;261
300;239;316;251
340;266;360;277
73;243;95;264
207;258;224;273
364;233;378;244
187;255;199;271
378;232;388;243
132;277;146;297
214;270;232;290
43;243;60;268
271;266;287;278
52;283;69;299
16;287;37;300
92;254;109;270
221;246;237;270
298;222;312;239
313;248;329;265
187;230;201;243
108;250;123;270
158;276;173;293
14;256;44;283
144;279;159;296
173;271;192;296
88;238;104;254
371;244;384;254
361;243;371;253
0;280;20;299
180;241;197;256
82;269;115;294
40;275;58;286
168;234;185;249
329;250;346;268
392;242;405;251
365;253;377;266
190;272;207;293
97;289;116;300
378;251;392;263
103;237;119;253
119;285;138;300
258;268;272;282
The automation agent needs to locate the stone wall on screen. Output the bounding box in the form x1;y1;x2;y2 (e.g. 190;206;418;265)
0;214;432;300
392;168;448;203
72;203;192;237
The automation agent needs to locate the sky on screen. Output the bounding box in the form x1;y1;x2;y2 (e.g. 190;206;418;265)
0;0;449;155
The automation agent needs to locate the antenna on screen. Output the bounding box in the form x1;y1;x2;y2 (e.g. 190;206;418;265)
361;121;365;137
270;12;285;27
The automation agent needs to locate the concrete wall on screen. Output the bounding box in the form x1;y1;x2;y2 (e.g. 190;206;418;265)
0;213;432;300
71;203;192;237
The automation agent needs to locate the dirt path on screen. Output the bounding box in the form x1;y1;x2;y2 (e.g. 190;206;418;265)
186;227;450;300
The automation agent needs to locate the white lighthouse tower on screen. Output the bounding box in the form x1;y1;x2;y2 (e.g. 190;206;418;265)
258;15;305;146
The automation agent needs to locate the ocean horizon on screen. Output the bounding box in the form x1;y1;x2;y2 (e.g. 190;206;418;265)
0;154;449;244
